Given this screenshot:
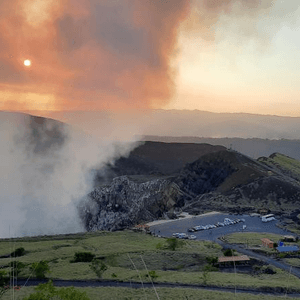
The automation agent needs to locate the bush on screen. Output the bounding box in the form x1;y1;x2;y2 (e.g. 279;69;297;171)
11;247;25;257
166;238;184;251
72;252;95;263
223;249;235;256
23;280;90;300
9;261;25;277
148;271;158;279
30;261;50;279
0;270;9;298
206;256;218;266
90;259;107;278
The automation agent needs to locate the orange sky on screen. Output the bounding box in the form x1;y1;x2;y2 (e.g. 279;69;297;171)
1;0;300;116
0;0;190;112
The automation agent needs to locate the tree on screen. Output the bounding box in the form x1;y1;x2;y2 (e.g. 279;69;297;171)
223;249;235;256
30;261;50;279
0;270;9;299
9;261;25;277
72;252;95;263
200;267;211;285
23;280;90;300
166;237;184;251
90;259;107;278
11;247;25;257
206;256;218;266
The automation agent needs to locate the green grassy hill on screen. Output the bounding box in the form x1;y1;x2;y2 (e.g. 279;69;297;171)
258;153;300;182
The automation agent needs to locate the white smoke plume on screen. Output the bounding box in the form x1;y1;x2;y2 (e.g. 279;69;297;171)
0;111;138;238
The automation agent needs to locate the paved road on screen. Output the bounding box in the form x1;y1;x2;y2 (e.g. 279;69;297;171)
13;278;300;298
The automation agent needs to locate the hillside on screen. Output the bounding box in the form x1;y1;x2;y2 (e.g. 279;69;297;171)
87;146;300;232
258;153;300;182
94;141;226;185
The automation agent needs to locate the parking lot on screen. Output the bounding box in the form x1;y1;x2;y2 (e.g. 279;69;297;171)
149;212;290;241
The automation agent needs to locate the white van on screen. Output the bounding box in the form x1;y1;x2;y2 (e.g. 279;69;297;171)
261;214;275;222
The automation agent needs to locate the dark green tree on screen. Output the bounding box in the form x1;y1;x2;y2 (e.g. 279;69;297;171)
90;259;107;278
30;261;50;279
0;270;9;298
72;252;95;263
223;249;235;256
11;247;25;257
166;237;184;251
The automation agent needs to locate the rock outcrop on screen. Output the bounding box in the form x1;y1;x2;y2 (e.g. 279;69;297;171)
79;176;183;231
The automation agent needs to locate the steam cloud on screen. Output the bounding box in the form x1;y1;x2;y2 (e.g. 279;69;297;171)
0;112;137;238
2;0;297;111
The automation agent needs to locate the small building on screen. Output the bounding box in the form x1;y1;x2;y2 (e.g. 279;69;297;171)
218;255;250;266
277;245;299;253
261;238;274;248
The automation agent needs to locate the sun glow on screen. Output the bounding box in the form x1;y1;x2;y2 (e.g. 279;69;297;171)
24;59;31;66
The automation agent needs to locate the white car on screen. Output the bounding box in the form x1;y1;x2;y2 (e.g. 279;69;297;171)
188;235;197;240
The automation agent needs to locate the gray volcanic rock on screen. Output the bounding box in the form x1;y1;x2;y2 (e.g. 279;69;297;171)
79;176;183;231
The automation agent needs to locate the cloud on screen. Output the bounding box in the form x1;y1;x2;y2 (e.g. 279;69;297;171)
0;112;137;237
0;0;190;111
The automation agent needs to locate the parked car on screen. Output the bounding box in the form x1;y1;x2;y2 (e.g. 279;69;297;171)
178;233;188;239
188;235;197;240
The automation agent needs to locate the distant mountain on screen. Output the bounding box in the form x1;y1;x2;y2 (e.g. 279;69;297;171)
142;136;300;161
45;109;300;140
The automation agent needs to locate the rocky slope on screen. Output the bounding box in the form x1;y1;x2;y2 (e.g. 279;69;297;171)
82;146;300;231
79;176;183;231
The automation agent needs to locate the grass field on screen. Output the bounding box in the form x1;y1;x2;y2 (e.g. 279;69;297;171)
2;286;300;300
0;230;300;298
223;232;284;247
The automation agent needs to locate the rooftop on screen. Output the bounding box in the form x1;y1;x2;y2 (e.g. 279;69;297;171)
218;255;250;263
277;246;299;253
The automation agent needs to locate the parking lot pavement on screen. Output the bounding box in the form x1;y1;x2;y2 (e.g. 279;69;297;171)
149;213;290;241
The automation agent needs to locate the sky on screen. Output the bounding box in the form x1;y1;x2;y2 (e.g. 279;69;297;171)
1;0;300;116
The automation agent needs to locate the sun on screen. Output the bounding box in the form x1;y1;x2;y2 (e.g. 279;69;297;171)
24;59;31;66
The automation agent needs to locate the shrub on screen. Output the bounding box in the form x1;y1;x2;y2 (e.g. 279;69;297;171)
166;238;184;251
223;249;235;256
90;259;107;278
23;280;90;300
30;261;50;279
200;269;210;285
9;261;25;277
0;270;9;298
72;252;95;263
278;253;287;259
11;247;25;257
206;256;218;266
148;270;158;280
